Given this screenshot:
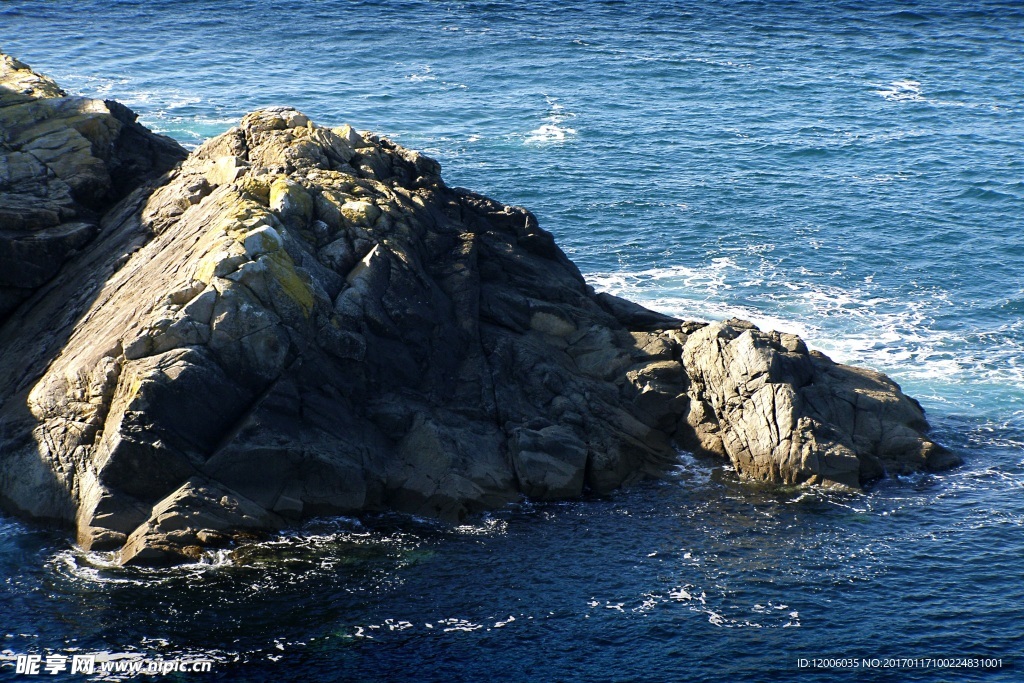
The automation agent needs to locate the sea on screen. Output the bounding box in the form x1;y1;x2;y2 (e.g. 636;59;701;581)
1;1;1022;681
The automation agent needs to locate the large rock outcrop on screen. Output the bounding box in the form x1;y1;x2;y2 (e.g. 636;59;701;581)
0;57;958;565
0;53;186;320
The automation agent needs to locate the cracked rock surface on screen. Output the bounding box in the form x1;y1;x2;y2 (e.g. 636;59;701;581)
0;57;957;565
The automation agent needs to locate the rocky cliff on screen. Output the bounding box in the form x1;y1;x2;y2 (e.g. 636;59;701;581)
0;55;959;565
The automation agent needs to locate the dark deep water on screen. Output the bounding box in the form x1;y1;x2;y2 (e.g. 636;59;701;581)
1;1;1022;680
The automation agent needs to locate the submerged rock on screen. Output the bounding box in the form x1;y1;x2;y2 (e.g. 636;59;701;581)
0;57;957;565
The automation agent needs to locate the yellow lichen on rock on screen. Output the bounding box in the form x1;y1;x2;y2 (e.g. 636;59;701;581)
0;53;65;103
242;226;283;259
313;188;353;230
264;250;315;318
269;176;313;225
241;108;310;133
340;199;381;226
215;196;275;240
193;238;248;285
332;124;365;148
238;176;271;203
204;156;248;186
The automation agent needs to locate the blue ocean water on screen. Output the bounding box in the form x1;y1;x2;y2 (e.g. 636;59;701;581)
2;1;1022;681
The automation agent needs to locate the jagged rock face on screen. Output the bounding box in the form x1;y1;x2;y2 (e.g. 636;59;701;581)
0;57;957;566
0;104;692;564
0;53;186;319
679;320;959;488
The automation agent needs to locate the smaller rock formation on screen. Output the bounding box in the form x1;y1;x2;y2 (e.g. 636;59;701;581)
0;53;186;319
118;477;283;565
678;320;959;489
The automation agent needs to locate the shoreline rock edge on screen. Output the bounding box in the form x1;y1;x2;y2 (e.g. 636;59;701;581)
0;55;959;565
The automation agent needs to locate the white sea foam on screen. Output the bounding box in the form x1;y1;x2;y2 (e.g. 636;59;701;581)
46;546;235;586
668;587;697;602
0;516;28;536
523;95;577;145
588;262;813;338
876;79;924;102
454;514;508;536
671;449;713;485
406;64;436;82
44;71;238;146
525;124;576;143
437;618;483;632
590;576;806;629
587;256;1024;412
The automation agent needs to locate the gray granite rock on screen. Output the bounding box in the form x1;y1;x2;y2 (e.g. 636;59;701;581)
679;319;957;490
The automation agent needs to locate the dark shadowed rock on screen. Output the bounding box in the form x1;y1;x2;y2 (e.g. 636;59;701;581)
0;57;957;565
